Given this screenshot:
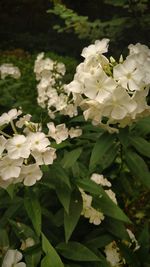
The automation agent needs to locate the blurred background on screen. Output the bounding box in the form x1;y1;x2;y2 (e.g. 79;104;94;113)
0;0;149;58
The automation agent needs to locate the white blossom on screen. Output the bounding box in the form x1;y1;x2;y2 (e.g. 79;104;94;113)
91;173;111;187
0;156;23;180
20;238;35;251
20;164;43;186
2;249;26;267
32;147;56;165
68;127;82;138
0;109;22;127
6;135;31;159
104;242;123;267
27;132;50;152
0;63;21;79
81;39;109;59
47;122;68;144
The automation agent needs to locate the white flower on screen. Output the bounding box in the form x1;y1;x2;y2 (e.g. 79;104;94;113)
128;43;150;56
0;156;23;180
81;39;109;59
103;86;137;120
0;136;7;157
6;135;31;159
55;62;66;75
0;63;21;79
80;189;105;225
0;109;22;127
83;68;116;103
20;238;35;251
55;93;68;111
65;79;83;94
113;56;144;92
47;122;68;144
68;127;82;138
104;241;122;267
126;229;140;251
2;249;26;267
105;189;117;204
20;164;43;186
27;132;50;152
90;173;111;187
32;147;56;165
16;114;31;128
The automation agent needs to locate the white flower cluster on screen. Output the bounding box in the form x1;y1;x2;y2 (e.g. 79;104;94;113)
104;241;124;267
0;109;56;188
34;53;78;118
2;249;26;267
66;39;150;131
80;173;117;225
0;63;21;79
47;122;82;144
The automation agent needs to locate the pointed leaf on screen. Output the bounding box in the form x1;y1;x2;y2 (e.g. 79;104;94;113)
24;190;41;236
89;132;116;170
56;242;101;261
61;148;82;169
125;150;150;188
42;233;64;267
130;136;150;158
50;163;71;188
56;182;71;213
64;189;82;242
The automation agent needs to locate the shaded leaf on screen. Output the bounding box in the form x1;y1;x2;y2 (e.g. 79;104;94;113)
89;132;116;170
61;148;82;169
125;150;150;188
130;136;150;158
57;242;101;261
64;189;82;242
24;190;41;237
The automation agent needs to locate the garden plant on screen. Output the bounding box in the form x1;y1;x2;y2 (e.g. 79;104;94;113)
0;38;150;267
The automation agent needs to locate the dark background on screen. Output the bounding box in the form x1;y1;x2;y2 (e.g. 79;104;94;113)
0;0;149;57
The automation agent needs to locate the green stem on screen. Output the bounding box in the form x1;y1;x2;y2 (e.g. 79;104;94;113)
0;130;11;138
10;120;18;134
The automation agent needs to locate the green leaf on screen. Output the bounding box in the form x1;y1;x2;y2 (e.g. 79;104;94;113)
125;150;150;188
89;132;116;170
24;190;41;237
56;242;101;261
55;182;71;213
76;179;130;223
85;234;113;249
0;197;22;227
50;163;71;188
130;136;150;158
64;189;82;242
61;148;82;169
0;229;9;249
133;116;150;136
25;251;41;267
9;219;37;240
42;233;64;267
41;255;53;267
138;223;150;260
105;218;130;241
